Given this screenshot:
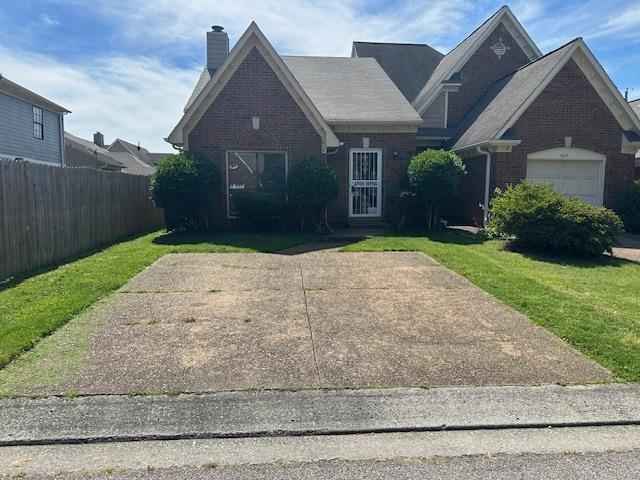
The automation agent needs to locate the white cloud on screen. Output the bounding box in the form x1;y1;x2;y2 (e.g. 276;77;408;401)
0;46;198;151
39;12;60;27
60;0;477;56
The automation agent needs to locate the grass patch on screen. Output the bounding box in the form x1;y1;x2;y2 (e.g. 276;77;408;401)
0;230;316;369
342;231;640;381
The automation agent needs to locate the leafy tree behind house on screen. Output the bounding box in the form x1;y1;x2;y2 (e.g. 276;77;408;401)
406;149;466;231
287;159;339;232
150;152;219;232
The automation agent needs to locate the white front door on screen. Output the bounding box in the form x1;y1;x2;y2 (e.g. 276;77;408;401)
349;148;382;217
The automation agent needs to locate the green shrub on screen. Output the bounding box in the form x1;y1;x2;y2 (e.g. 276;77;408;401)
616;180;640;233
407;149;466;231
489;181;623;256
233;192;286;231
150;153;220;232
287;159;339;232
150;153;220;231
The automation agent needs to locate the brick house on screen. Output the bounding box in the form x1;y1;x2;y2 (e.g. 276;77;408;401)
168;6;640;228
629;98;640;178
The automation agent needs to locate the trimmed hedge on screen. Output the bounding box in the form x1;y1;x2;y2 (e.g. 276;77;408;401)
287;159;339;232
150;153;220;232
233;192;286;231
489;181;623;256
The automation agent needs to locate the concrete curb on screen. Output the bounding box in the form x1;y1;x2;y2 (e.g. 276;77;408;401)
1;384;640;446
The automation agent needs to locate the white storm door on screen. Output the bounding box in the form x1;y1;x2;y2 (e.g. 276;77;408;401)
349;148;382;217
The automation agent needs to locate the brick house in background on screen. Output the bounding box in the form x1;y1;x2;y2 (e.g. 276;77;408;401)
168;5;640;228
629;98;640;177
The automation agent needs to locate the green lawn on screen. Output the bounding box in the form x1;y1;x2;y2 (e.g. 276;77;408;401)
0;230;316;368
343;232;640;381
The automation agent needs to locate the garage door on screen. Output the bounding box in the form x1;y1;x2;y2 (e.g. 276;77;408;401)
526;146;606;207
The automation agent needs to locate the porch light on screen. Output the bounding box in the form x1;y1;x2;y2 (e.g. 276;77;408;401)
252;116;260;130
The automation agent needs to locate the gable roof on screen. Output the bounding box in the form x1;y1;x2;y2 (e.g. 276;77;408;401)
108;151;156;176
0;74;70;114
282;56;422;124
451;38;640;151
351;42;444;102
412;5;541;115
168;22;340;151
630;98;640;119
107;138;170;167
65;132;123;169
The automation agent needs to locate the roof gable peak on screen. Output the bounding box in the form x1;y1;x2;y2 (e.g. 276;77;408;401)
412;5;541;113
167;22;340;151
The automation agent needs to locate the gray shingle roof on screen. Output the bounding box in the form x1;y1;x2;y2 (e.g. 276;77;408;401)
630;98;640;119
108;151;156;176
282;56;422;124
351;42;444;102
108;138;170;167
184;67;213;112
451;40;577;151
64;132;123;169
0;74;70;113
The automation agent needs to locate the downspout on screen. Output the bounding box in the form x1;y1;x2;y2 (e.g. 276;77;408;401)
59;113;66;166
477;145;491;227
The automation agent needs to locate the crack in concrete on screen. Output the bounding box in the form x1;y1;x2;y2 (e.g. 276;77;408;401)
298;259;322;383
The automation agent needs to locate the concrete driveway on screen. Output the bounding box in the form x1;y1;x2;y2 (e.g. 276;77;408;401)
0;250;611;396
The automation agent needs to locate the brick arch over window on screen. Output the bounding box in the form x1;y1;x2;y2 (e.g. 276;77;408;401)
231;121;280;150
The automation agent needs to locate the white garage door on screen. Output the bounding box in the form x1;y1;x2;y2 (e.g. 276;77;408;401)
526;148;605;206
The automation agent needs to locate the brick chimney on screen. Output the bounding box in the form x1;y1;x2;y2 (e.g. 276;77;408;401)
207;25;229;72
93;131;105;148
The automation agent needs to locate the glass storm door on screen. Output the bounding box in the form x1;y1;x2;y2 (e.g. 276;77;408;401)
349;148;382;217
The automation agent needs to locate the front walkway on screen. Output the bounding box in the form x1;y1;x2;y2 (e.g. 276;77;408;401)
0;250;611;396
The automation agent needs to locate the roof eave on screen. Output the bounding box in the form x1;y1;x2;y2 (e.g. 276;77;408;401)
453;139;522;153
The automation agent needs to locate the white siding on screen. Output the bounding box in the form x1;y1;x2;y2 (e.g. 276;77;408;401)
0;91;63;164
421;91;446;128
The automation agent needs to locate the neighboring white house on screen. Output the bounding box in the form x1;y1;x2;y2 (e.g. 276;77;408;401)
0;74;69;165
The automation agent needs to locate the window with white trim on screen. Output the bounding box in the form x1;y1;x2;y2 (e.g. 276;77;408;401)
32;106;44;140
226;151;286;218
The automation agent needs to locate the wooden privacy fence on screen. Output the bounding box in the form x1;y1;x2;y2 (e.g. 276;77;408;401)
0;160;164;282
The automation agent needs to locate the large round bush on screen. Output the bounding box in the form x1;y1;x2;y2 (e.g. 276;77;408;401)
407;149;466;231
489;181;623;256
616;180;640;233
287;159;339;231
150;152;219;232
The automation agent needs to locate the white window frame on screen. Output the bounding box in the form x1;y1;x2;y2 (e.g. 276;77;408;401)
225;150;288;219
349;148;383;218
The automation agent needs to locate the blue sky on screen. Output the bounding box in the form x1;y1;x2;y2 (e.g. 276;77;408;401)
1;1;639;151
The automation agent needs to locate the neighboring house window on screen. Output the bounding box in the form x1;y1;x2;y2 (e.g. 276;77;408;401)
226;151;287;218
33;106;44;139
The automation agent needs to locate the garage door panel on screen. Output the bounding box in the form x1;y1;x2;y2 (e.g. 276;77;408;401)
526;158;603;206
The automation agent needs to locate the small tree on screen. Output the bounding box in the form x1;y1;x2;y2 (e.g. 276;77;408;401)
407;149;466;231
150;152;219;232
287;159;339;232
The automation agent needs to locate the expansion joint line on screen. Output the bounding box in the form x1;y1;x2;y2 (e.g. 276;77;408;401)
298;259;321;383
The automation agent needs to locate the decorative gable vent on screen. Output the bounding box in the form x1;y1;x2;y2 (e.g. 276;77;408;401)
490;37;510;59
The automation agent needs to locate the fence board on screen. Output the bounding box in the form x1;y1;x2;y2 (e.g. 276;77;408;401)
0;160;164;282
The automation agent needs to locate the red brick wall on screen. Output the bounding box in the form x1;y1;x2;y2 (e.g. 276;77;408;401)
329;133;416;226
446;155;486;226
188;47;323;227
493;59;636;208
447;23;532;127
